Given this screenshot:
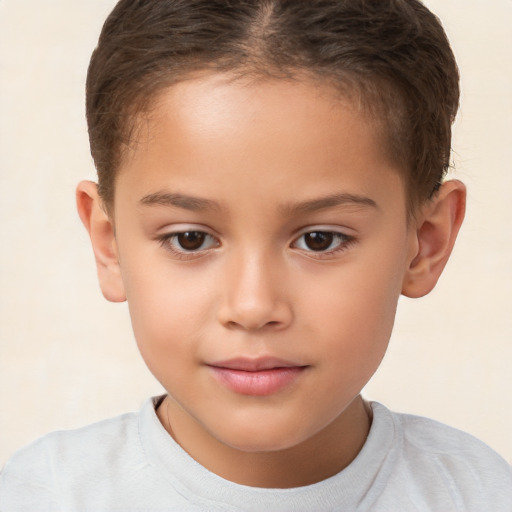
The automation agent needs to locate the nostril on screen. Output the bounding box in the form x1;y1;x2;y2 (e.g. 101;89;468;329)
224;318;285;331
225;319;267;329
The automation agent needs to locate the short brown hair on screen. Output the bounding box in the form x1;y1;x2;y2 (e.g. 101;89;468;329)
86;0;459;213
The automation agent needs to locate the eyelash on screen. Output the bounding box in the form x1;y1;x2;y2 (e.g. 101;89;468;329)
292;231;355;258
158;231;219;260
157;229;355;260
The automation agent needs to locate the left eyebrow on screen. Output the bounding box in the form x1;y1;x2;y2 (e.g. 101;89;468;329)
280;193;378;217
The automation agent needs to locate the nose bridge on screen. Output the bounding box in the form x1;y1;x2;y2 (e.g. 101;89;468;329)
218;244;291;331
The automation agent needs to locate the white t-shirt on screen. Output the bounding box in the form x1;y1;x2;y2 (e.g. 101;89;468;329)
1;396;511;511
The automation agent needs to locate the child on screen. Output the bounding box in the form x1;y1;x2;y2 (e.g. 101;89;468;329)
1;0;511;510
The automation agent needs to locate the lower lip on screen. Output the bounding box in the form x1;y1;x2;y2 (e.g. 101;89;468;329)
209;366;306;396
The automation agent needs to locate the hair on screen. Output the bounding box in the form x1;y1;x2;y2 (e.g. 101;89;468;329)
86;0;459;214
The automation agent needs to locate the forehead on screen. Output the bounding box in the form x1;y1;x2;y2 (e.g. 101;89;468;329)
116;73;406;215
129;74;360;159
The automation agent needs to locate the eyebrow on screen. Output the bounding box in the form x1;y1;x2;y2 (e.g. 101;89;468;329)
139;190;377;215
139;191;222;212
280;193;378;216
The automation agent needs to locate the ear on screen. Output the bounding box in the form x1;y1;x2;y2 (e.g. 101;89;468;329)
76;180;126;303
402;180;466;298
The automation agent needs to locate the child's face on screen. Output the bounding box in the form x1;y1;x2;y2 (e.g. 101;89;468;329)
111;74;418;453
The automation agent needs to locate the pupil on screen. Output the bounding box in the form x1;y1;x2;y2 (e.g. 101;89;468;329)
178;231;205;250
305;232;333;251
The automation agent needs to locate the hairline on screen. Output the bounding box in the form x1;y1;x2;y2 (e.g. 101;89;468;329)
101;66;420;220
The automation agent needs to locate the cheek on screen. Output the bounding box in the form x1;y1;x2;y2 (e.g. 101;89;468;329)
306;254;403;332
125;286;204;394
303;253;405;379
120;257;214;367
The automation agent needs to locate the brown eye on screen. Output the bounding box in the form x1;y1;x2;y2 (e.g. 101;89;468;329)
293;230;352;254
159;230;219;257
303;232;334;251
176;231;207;251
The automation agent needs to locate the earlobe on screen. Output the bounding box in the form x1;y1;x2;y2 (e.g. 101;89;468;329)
76;181;126;303
402;180;466;298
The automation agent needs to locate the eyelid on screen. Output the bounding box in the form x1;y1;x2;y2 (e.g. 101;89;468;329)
156;223;216;235
290;225;356;257
292;225;355;240
156;224;220;259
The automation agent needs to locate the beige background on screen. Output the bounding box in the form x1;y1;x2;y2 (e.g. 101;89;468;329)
0;0;511;466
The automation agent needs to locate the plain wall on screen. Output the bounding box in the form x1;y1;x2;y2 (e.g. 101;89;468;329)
0;0;511;466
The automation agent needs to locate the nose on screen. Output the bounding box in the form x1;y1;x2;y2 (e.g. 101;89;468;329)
217;250;293;331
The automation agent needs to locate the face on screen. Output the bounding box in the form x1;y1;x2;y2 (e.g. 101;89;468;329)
111;74;417;456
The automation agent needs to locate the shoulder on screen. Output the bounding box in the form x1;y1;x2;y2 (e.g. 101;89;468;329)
371;403;512;510
396;407;510;469
5;408;140;465
0;407;142;509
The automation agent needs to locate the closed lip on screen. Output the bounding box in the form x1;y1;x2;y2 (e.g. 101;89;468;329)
207;357;309;396
207;357;308;372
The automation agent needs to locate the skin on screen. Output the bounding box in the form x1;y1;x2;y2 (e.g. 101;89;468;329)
77;74;465;488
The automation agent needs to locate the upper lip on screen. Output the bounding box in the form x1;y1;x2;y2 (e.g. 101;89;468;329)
208;357;307;372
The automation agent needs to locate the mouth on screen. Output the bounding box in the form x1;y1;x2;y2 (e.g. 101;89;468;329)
207;357;309;396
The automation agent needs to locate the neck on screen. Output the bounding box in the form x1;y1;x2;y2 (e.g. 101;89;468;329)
158;395;372;488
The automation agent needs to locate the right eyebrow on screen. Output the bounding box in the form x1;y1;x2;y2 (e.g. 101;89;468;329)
139;191;223;212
